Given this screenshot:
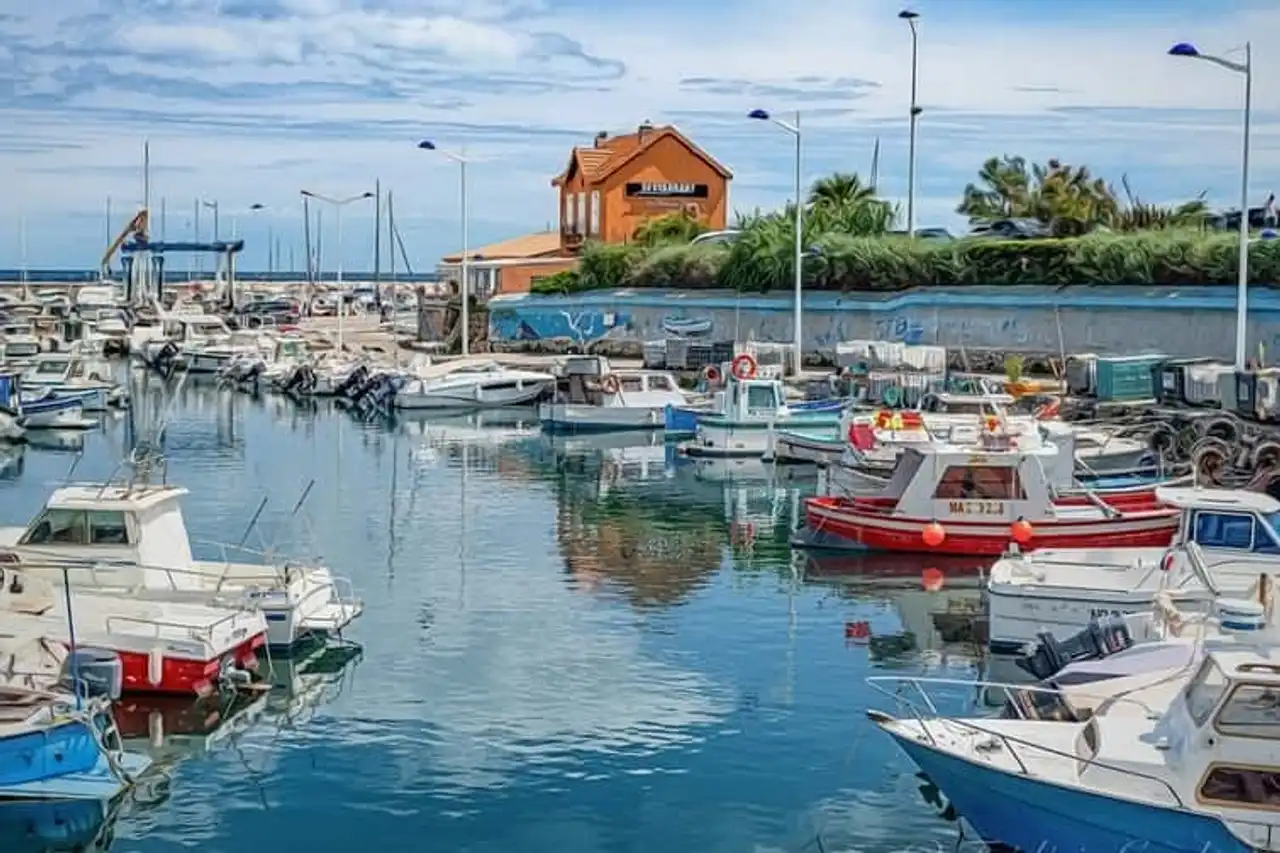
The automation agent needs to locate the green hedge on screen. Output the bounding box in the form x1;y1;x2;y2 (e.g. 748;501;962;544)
529;231;1280;294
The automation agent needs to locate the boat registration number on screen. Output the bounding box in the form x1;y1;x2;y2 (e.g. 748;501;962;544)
947;500;1005;515
1090;608;1124;620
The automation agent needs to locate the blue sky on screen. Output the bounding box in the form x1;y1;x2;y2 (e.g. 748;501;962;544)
1;0;1279;271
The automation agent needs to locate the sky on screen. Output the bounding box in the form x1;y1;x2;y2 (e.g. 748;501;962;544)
1;0;1279;272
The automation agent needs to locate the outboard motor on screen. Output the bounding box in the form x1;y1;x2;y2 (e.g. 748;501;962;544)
334;365;369;399
1014;614;1134;681
58;647;124;701
153;341;180;379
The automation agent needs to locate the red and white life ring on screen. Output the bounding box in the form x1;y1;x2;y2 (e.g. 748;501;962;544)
601;374;620;394
703;364;721;383
731;353;758;380
1034;399;1061;420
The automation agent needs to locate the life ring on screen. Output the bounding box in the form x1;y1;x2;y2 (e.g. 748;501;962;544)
703;364;721;383
984;415;1001;432
1034;399;1061;420
731;353;757;380
601;374;620;394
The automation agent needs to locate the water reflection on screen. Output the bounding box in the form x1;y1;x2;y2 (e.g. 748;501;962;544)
0;798;123;853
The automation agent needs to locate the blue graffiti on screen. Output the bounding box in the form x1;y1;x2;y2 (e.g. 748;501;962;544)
490;308;631;343
874;317;925;344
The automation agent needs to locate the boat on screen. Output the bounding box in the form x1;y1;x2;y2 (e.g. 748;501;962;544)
133;312;234;375
0;372;93;430
0;481;363;651
822;417;1183;496
985;486;1280;655
20;350;124;412
540;359;687;432
0;682;150;800
0;325;42;368
394;360;555;410
867;624;1280;853
0;565;267;696
681;364;844;458
799;426;1180;555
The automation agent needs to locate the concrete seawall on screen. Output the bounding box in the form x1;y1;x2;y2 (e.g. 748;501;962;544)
487;285;1280;360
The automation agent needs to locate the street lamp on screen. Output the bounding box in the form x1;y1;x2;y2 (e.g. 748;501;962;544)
201;199;220;240
299;189;375;352
1169;40;1253;369
899;9;921;238
418;139;472;356
749;108;804;376
249;204;274;273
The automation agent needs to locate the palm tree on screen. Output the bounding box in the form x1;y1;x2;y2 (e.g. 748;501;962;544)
808;173;876;211
956;155;1033;221
631;211;708;247
1108;175;1210;232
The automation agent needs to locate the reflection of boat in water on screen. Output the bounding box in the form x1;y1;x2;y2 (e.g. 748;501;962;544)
262;639;363;725
797;551;987;655
21;429;86;453
0;444;22;480
676;454;774;484
0;797;122;853
399;407;540;444
114;691;268;762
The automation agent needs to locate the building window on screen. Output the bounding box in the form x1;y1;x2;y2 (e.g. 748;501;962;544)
576;193;586;235
564;193;574;232
589;191;600;235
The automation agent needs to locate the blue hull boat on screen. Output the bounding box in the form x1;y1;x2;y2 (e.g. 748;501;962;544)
664;398;844;437
884;727;1251;853
0;696;149;800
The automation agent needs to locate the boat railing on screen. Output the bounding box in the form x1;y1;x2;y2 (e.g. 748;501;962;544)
103;607;254;645
865;674;1186;809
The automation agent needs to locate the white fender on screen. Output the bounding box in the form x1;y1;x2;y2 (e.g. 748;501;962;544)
148;647;164;686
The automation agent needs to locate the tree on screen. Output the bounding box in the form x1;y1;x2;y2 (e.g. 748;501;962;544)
956;155;1033;221
631;211;708;247
1109;175;1210;232
808;172;877;211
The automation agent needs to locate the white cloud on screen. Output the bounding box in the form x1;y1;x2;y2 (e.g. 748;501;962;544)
1;0;1278;269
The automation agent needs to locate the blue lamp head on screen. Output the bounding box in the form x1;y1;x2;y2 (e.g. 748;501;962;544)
1168;42;1200;57
417;140;437;150
249;203;265;210
898;9;919;19
747;109;770;121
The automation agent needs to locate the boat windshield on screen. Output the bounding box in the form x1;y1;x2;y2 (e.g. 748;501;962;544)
1191;510;1280;553
1185;658;1230;725
32;359;69;376
745;384;778;411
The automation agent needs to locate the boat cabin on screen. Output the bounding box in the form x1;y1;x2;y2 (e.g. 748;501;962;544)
1149;646;1280;825
551;356;683;407
0;326;41;363
715;376;786;421
873;435;1061;522
22;352;100;387
0;484;205;591
1156;489;1280;573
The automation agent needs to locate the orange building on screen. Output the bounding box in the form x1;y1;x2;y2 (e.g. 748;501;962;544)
437;121;732;296
551;121;732;254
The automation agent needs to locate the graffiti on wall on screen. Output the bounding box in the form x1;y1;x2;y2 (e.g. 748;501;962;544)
873;317;926;344
489;307;634;344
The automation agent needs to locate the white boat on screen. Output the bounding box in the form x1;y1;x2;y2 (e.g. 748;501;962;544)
186;329;273;375
683;375;843;458
539;363;686;432
868;621;1280;853
986;487;1280;655
1;566;267;697
223;333;310;386
395;360;554;410
134;313;233;374
0;371;92;430
0;327;42;368
21;350;123;412
0;482;363;651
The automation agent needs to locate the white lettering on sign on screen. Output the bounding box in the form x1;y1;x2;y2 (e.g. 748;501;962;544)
947;500;1005;516
640;182;695;195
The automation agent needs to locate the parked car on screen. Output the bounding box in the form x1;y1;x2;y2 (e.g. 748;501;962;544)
967;218;1052;240
233;298;299;329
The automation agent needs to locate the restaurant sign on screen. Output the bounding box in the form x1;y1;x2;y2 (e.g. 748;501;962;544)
625;182;709;198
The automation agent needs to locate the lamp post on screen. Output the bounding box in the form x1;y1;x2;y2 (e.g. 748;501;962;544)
1169;40;1253;369
749;109;804;376
299;190;375;352
418;140;472;356
249;203;273;273
202;199;220;241
899;9;921;238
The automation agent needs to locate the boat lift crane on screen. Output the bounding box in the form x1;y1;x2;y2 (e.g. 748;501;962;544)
101;206;245;308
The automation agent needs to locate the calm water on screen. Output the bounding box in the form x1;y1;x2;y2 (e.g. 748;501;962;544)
0;375;995;853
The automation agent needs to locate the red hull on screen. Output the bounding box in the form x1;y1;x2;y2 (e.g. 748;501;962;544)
804;492;1180;557
114;634;264;696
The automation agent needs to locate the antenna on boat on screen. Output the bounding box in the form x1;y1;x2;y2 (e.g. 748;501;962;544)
61;565;82;711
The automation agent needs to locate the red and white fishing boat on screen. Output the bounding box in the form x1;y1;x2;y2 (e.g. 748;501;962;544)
802;427;1181;556
0;564;266;697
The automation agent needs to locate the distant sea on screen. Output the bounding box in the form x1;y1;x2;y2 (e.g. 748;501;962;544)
0;269;439;284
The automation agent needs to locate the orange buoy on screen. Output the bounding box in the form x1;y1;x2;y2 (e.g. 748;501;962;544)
984;415;1000;432
1011;518;1034;545
921;567;945;592
922;522;946;547
703;364;721;383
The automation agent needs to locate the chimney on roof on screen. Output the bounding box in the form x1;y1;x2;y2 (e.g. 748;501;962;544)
594;131;608;147
637;119;654;144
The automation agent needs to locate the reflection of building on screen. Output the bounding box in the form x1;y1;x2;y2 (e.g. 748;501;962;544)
437;121;732;297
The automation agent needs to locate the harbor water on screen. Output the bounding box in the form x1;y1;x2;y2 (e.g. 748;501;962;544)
0;375;993;853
